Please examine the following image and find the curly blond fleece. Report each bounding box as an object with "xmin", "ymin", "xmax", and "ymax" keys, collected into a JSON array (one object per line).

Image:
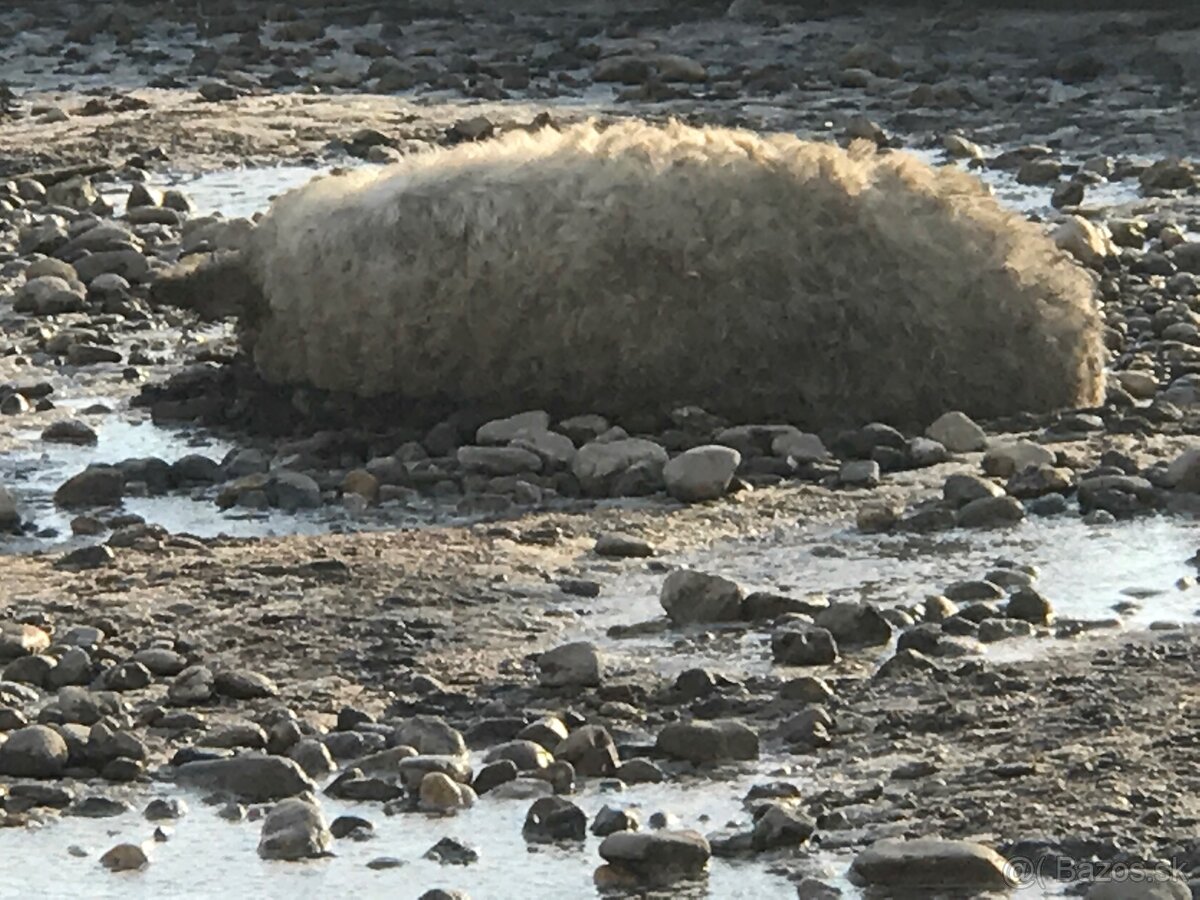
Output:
[{"xmin": 245, "ymin": 119, "xmax": 1103, "ymax": 429}]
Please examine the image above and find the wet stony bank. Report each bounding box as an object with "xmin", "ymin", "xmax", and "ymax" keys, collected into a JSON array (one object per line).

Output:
[{"xmin": 1, "ymin": 1, "xmax": 1200, "ymax": 898}]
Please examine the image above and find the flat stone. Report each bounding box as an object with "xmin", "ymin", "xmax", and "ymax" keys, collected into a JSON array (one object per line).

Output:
[
  {"xmin": 596, "ymin": 830, "xmax": 711, "ymax": 886},
  {"xmin": 456, "ymin": 445, "xmax": 543, "ymax": 476},
  {"xmin": 655, "ymin": 720, "xmax": 758, "ymax": 765},
  {"xmin": 849, "ymin": 838, "xmax": 1013, "ymax": 891},
  {"xmin": 173, "ymin": 753, "xmax": 315, "ymax": 802}
]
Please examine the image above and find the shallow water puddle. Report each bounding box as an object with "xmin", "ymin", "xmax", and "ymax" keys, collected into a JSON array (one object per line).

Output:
[
  {"xmin": 0, "ymin": 411, "xmax": 353, "ymax": 549},
  {"xmin": 1, "ymin": 767, "xmax": 797, "ymax": 900},
  {"xmin": 585, "ymin": 516, "xmax": 1200, "ymax": 676},
  {"xmin": 101, "ymin": 164, "xmax": 349, "ymax": 221}
]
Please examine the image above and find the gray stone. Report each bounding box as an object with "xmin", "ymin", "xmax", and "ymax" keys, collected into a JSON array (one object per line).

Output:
[
  {"xmin": 752, "ymin": 803, "xmax": 815, "ymax": 850},
  {"xmin": 53, "ymin": 466, "xmax": 123, "ymax": 508},
  {"xmin": 270, "ymin": 471, "xmax": 321, "ymax": 511},
  {"xmin": 258, "ymin": 795, "xmax": 332, "ymax": 861},
  {"xmin": 592, "ymin": 805, "xmax": 640, "ymax": 836},
  {"xmin": 510, "ymin": 430, "xmax": 576, "ymax": 468},
  {"xmin": 771, "ymin": 431, "xmax": 828, "ymax": 463},
  {"xmin": 101, "ymin": 661, "xmax": 152, "ymax": 691},
  {"xmin": 66, "ymin": 344, "xmax": 122, "ymax": 366},
  {"xmin": 476, "ymin": 411, "xmax": 551, "ymax": 445},
  {"xmin": 15, "ymin": 275, "xmax": 85, "ymax": 315},
  {"xmin": 616, "ymin": 758, "xmax": 665, "ymax": 784},
  {"xmin": 572, "ymin": 438, "xmax": 668, "ymax": 496},
  {"xmin": 289, "ymin": 739, "xmax": 336, "ymax": 779},
  {"xmin": 74, "ymin": 250, "xmax": 149, "ymax": 284},
  {"xmin": 814, "ymin": 602, "xmax": 892, "ymax": 648},
  {"xmin": 0, "ymin": 624, "xmax": 49, "ymax": 659},
  {"xmin": 772, "ymin": 627, "xmax": 839, "ymax": 666},
  {"xmin": 849, "ymin": 838, "xmax": 1012, "ymax": 891},
  {"xmin": 597, "ymin": 830, "xmax": 711, "ymax": 886},
  {"xmin": 926, "ymin": 411, "xmax": 987, "ymax": 452},
  {"xmin": 1006, "ymin": 587, "xmax": 1054, "ymax": 625},
  {"xmin": 456, "ymin": 445, "xmax": 543, "ymax": 476},
  {"xmin": 423, "ymin": 835, "xmax": 479, "ymax": 864},
  {"xmin": 838, "ymin": 460, "xmax": 881, "ymax": 488},
  {"xmin": 132, "ymin": 648, "xmax": 187, "ymax": 677},
  {"xmin": 47, "ymin": 648, "xmax": 91, "ymax": 688},
  {"xmin": 396, "ymin": 755, "xmax": 473, "ymax": 791},
  {"xmin": 956, "ymin": 496, "xmax": 1025, "ymax": 528},
  {"xmin": 943, "ymin": 474, "xmax": 1004, "ymax": 507},
  {"xmin": 484, "ymin": 740, "xmax": 552, "ymax": 772},
  {"xmin": 982, "ymin": 441, "xmax": 1056, "ymax": 477},
  {"xmin": 594, "ymin": 532, "xmax": 654, "ymax": 558},
  {"xmin": 41, "ymin": 419, "xmax": 97, "ymax": 445},
  {"xmin": 1166, "ymin": 448, "xmax": 1200, "ymax": 491},
  {"xmin": 662, "ymin": 445, "xmax": 741, "ymax": 502},
  {"xmin": 538, "ymin": 641, "xmax": 602, "ymax": 687},
  {"xmin": 418, "ymin": 771, "xmax": 475, "ymax": 814},
  {"xmin": 0, "ymin": 486, "xmax": 19, "ymax": 530},
  {"xmin": 8, "ymin": 782, "xmax": 74, "ymax": 809},
  {"xmin": 0, "ymin": 725, "xmax": 69, "ymax": 777},
  {"xmin": 168, "ymin": 665, "xmax": 214, "ymax": 705},
  {"xmin": 555, "ymin": 725, "xmax": 620, "ymax": 777},
  {"xmin": 213, "ymin": 669, "xmax": 278, "ymax": 700},
  {"xmin": 660, "ymin": 569, "xmax": 744, "ymax": 624},
  {"xmin": 173, "ymin": 753, "xmax": 315, "ymax": 802},
  {"xmin": 656, "ymin": 720, "xmax": 757, "ymax": 765},
  {"xmin": 472, "ymin": 759, "xmax": 519, "ymax": 794},
  {"xmin": 1087, "ymin": 876, "xmax": 1190, "ymax": 900},
  {"xmin": 144, "ymin": 797, "xmax": 187, "ymax": 821},
  {"xmin": 1007, "ymin": 465, "xmax": 1072, "ymax": 499},
  {"xmin": 200, "ymin": 722, "xmax": 268, "ymax": 750}
]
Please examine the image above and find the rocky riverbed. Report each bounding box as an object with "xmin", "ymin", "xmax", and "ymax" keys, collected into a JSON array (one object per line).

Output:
[{"xmin": 2, "ymin": 2, "xmax": 1200, "ymax": 898}]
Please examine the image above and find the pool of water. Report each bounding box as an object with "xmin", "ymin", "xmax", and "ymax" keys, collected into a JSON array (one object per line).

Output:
[
  {"xmin": 1, "ymin": 764, "xmax": 799, "ymax": 900},
  {"xmin": 0, "ymin": 403, "xmax": 465, "ymax": 549},
  {"xmin": 581, "ymin": 515, "xmax": 1200, "ymax": 674}
]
